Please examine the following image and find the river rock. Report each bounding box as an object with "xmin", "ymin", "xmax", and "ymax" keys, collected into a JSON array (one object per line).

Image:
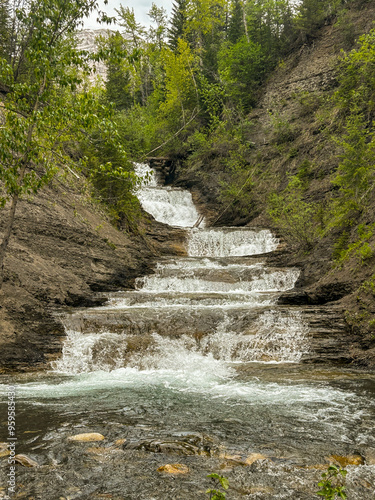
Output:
[
  {"xmin": 125, "ymin": 439, "xmax": 201, "ymax": 456},
  {"xmin": 157, "ymin": 464, "xmax": 189, "ymax": 474},
  {"xmin": 245, "ymin": 453, "xmax": 267, "ymax": 465},
  {"xmin": 330, "ymin": 454, "xmax": 365, "ymax": 466},
  {"xmin": 124, "ymin": 434, "xmax": 217, "ymax": 456},
  {"xmin": 0, "ymin": 442, "xmax": 10, "ymax": 457},
  {"xmin": 14, "ymin": 454, "xmax": 39, "ymax": 467},
  {"xmin": 114, "ymin": 438, "xmax": 127, "ymax": 446},
  {"xmin": 67, "ymin": 432, "xmax": 105, "ymax": 442}
]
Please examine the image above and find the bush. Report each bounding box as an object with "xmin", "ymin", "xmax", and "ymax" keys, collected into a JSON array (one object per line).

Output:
[{"xmin": 268, "ymin": 175, "xmax": 324, "ymax": 251}]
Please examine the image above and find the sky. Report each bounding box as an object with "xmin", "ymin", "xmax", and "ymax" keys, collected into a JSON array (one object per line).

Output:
[{"xmin": 84, "ymin": 0, "xmax": 173, "ymax": 29}]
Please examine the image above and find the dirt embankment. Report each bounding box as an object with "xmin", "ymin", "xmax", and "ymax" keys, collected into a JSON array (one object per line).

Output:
[
  {"xmin": 171, "ymin": 1, "xmax": 375, "ymax": 368},
  {"xmin": 0, "ymin": 176, "xmax": 186, "ymax": 372}
]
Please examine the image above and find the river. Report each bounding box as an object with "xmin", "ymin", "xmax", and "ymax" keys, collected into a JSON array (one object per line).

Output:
[{"xmin": 0, "ymin": 164, "xmax": 374, "ymax": 499}]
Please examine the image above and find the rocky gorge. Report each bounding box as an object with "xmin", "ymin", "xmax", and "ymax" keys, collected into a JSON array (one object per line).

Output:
[{"xmin": 1, "ymin": 2, "xmax": 375, "ymax": 498}]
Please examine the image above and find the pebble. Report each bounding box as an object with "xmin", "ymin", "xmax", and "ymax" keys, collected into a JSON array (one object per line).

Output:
[
  {"xmin": 67, "ymin": 433, "xmax": 105, "ymax": 442},
  {"xmin": 14, "ymin": 454, "xmax": 39, "ymax": 467},
  {"xmin": 245, "ymin": 453, "xmax": 267, "ymax": 465},
  {"xmin": 330, "ymin": 454, "xmax": 364, "ymax": 467},
  {"xmin": 157, "ymin": 464, "xmax": 189, "ymax": 474},
  {"xmin": 0, "ymin": 443, "xmax": 10, "ymax": 458}
]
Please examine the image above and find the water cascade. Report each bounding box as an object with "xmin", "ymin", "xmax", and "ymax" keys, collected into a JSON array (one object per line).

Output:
[
  {"xmin": 1, "ymin": 164, "xmax": 374, "ymax": 499},
  {"xmin": 134, "ymin": 162, "xmax": 203, "ymax": 227}
]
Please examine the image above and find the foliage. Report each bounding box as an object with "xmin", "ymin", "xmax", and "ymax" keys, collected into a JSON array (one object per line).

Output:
[
  {"xmin": 168, "ymin": 0, "xmax": 188, "ymax": 50},
  {"xmin": 295, "ymin": 0, "xmax": 342, "ymax": 39},
  {"xmin": 334, "ymin": 223, "xmax": 374, "ymax": 265},
  {"xmin": 219, "ymin": 37, "xmax": 268, "ymax": 111},
  {"xmin": 317, "ymin": 464, "xmax": 347, "ymax": 499},
  {"xmin": 269, "ymin": 112, "xmax": 297, "ymax": 144},
  {"xmin": 332, "ymin": 114, "xmax": 375, "ymax": 215},
  {"xmin": 335, "ymin": 28, "xmax": 375, "ymax": 118},
  {"xmin": 206, "ymin": 473, "xmax": 229, "ymax": 500},
  {"xmin": 159, "ymin": 38, "xmax": 199, "ymax": 128},
  {"xmin": 81, "ymin": 126, "xmax": 142, "ymax": 232},
  {"xmin": 268, "ymin": 175, "xmax": 324, "ymax": 251}
]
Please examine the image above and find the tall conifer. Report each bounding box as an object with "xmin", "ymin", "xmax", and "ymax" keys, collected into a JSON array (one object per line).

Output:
[{"xmin": 168, "ymin": 0, "xmax": 188, "ymax": 50}]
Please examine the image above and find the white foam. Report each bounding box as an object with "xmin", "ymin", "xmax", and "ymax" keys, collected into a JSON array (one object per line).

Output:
[
  {"xmin": 136, "ymin": 268, "xmax": 299, "ymax": 294},
  {"xmin": 188, "ymin": 228, "xmax": 279, "ymax": 257}
]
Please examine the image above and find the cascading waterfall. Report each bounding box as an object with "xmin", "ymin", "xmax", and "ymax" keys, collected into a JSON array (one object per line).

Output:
[
  {"xmin": 52, "ymin": 215, "xmax": 307, "ymax": 372},
  {"xmin": 3, "ymin": 162, "xmax": 375, "ymax": 500},
  {"xmin": 134, "ymin": 162, "xmax": 203, "ymax": 227}
]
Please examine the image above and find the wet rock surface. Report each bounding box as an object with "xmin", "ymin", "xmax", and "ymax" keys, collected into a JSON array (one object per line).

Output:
[{"xmin": 1, "ymin": 422, "xmax": 374, "ymax": 499}]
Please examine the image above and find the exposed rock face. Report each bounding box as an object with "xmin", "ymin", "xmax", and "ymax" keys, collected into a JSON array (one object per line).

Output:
[
  {"xmin": 75, "ymin": 29, "xmax": 112, "ymax": 83},
  {"xmin": 0, "ymin": 178, "xmax": 186, "ymax": 372}
]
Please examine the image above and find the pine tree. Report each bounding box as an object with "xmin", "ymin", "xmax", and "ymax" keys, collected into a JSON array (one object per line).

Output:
[
  {"xmin": 227, "ymin": 0, "xmax": 245, "ymax": 44},
  {"xmin": 0, "ymin": 0, "xmax": 10, "ymax": 60}
]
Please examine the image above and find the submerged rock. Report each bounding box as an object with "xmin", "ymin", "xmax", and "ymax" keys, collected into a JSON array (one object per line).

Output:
[
  {"xmin": 245, "ymin": 453, "xmax": 267, "ymax": 465},
  {"xmin": 14, "ymin": 454, "xmax": 39, "ymax": 467},
  {"xmin": 157, "ymin": 464, "xmax": 189, "ymax": 474},
  {"xmin": 123, "ymin": 434, "xmax": 217, "ymax": 456},
  {"xmin": 67, "ymin": 432, "xmax": 105, "ymax": 442},
  {"xmin": 330, "ymin": 454, "xmax": 365, "ymax": 467},
  {"xmin": 0, "ymin": 443, "xmax": 10, "ymax": 458}
]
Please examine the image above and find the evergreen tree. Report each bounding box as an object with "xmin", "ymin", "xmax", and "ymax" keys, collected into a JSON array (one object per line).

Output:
[
  {"xmin": 0, "ymin": 0, "xmax": 10, "ymax": 61},
  {"xmin": 227, "ymin": 0, "xmax": 245, "ymax": 44},
  {"xmin": 295, "ymin": 0, "xmax": 341, "ymax": 41},
  {"xmin": 168, "ymin": 0, "xmax": 188, "ymax": 51}
]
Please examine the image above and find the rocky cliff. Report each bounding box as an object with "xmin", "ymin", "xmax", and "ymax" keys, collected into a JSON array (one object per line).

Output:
[{"xmin": 0, "ymin": 173, "xmax": 186, "ymax": 372}]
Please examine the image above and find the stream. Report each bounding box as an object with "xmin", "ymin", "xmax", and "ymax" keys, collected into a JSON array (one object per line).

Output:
[{"xmin": 0, "ymin": 163, "xmax": 374, "ymax": 499}]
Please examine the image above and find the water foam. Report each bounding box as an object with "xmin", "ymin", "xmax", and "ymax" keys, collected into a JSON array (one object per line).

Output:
[
  {"xmin": 136, "ymin": 268, "xmax": 299, "ymax": 294},
  {"xmin": 188, "ymin": 228, "xmax": 279, "ymax": 257},
  {"xmin": 52, "ymin": 307, "xmax": 309, "ymax": 376},
  {"xmin": 201, "ymin": 310, "xmax": 310, "ymax": 363}
]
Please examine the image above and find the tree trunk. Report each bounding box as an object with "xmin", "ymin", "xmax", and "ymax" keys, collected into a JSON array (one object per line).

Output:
[
  {"xmin": 241, "ymin": 0, "xmax": 249, "ymax": 43},
  {"xmin": 0, "ymin": 192, "xmax": 19, "ymax": 290}
]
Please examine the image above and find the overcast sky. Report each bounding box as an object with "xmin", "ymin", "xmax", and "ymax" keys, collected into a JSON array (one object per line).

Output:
[{"xmin": 84, "ymin": 0, "xmax": 173, "ymax": 29}]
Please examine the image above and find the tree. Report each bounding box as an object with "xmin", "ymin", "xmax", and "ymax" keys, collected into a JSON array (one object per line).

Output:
[
  {"xmin": 0, "ymin": 0, "xmax": 126, "ymax": 289},
  {"xmin": 160, "ymin": 38, "xmax": 199, "ymax": 127},
  {"xmin": 101, "ymin": 31, "xmax": 133, "ymax": 110},
  {"xmin": 219, "ymin": 36, "xmax": 268, "ymax": 110},
  {"xmin": 115, "ymin": 5, "xmax": 146, "ymax": 50},
  {"xmin": 295, "ymin": 0, "xmax": 341, "ymax": 41},
  {"xmin": 0, "ymin": 0, "xmax": 10, "ymax": 60},
  {"xmin": 227, "ymin": 0, "xmax": 246, "ymax": 44},
  {"xmin": 168, "ymin": 0, "xmax": 188, "ymax": 50},
  {"xmin": 148, "ymin": 3, "xmax": 168, "ymax": 50}
]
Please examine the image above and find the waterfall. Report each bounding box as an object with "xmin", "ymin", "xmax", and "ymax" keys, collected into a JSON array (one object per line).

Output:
[
  {"xmin": 5, "ymin": 163, "xmax": 375, "ymax": 500},
  {"xmin": 134, "ymin": 162, "xmax": 203, "ymax": 227},
  {"xmin": 51, "ymin": 164, "xmax": 310, "ymax": 372}
]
